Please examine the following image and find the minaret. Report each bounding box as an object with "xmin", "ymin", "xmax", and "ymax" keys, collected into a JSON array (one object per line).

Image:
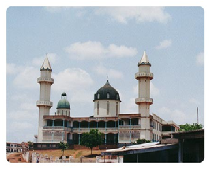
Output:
[
  {"xmin": 135, "ymin": 51, "xmax": 153, "ymax": 140},
  {"xmin": 36, "ymin": 57, "xmax": 54, "ymax": 143}
]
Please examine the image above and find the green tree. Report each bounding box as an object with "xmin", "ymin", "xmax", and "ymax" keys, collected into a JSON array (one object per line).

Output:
[
  {"xmin": 28, "ymin": 141, "xmax": 33, "ymax": 150},
  {"xmin": 179, "ymin": 123, "xmax": 203, "ymax": 132},
  {"xmin": 80, "ymin": 129, "xmax": 102, "ymax": 155},
  {"xmin": 59, "ymin": 141, "xmax": 69, "ymax": 156},
  {"xmin": 136, "ymin": 139, "xmax": 150, "ymax": 144}
]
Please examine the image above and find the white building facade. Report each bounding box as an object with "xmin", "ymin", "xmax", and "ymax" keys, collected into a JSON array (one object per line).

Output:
[{"xmin": 36, "ymin": 52, "xmax": 179, "ymax": 146}]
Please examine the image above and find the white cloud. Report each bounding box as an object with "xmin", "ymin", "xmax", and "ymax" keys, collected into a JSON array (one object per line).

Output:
[
  {"xmin": 13, "ymin": 66, "xmax": 39, "ymax": 89},
  {"xmin": 52, "ymin": 68, "xmax": 94, "ymax": 93},
  {"xmin": 121, "ymin": 97, "xmax": 137, "ymax": 114},
  {"xmin": 158, "ymin": 107, "xmax": 187, "ymax": 125},
  {"xmin": 189, "ymin": 98, "xmax": 200, "ymax": 105},
  {"xmin": 93, "ymin": 65, "xmax": 123, "ymax": 79},
  {"xmin": 6, "ymin": 63, "xmax": 22, "ymax": 75},
  {"xmin": 155, "ymin": 39, "xmax": 172, "ymax": 50},
  {"xmin": 65, "ymin": 41, "xmax": 137, "ymax": 60},
  {"xmin": 95, "ymin": 7, "xmax": 171, "ymax": 24},
  {"xmin": 196, "ymin": 52, "xmax": 204, "ymax": 65},
  {"xmin": 32, "ymin": 53, "xmax": 57, "ymax": 66}
]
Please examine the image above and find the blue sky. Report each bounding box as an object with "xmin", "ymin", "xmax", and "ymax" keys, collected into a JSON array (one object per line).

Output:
[{"xmin": 6, "ymin": 6, "xmax": 204, "ymax": 143}]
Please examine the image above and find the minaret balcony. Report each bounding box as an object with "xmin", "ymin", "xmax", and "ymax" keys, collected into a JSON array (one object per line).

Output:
[
  {"xmin": 37, "ymin": 77, "xmax": 54, "ymax": 84},
  {"xmin": 36, "ymin": 100, "xmax": 53, "ymax": 107},
  {"xmin": 135, "ymin": 98, "xmax": 153, "ymax": 104},
  {"xmin": 135, "ymin": 72, "xmax": 153, "ymax": 80}
]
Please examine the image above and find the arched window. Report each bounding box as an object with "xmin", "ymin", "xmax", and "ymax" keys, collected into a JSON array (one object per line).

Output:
[
  {"xmin": 62, "ymin": 110, "xmax": 63, "ymax": 115},
  {"xmin": 107, "ymin": 101, "xmax": 110, "ymax": 115},
  {"xmin": 116, "ymin": 94, "xmax": 118, "ymax": 100},
  {"xmin": 97, "ymin": 93, "xmax": 100, "ymax": 99},
  {"xmin": 107, "ymin": 93, "xmax": 110, "ymax": 99},
  {"xmin": 116, "ymin": 102, "xmax": 118, "ymax": 115},
  {"xmin": 97, "ymin": 101, "xmax": 99, "ymax": 115}
]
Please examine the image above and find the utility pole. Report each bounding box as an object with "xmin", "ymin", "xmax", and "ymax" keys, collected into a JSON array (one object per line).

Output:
[{"xmin": 197, "ymin": 107, "xmax": 199, "ymax": 124}]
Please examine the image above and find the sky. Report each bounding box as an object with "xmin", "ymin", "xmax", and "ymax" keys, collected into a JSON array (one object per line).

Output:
[{"xmin": 6, "ymin": 6, "xmax": 204, "ymax": 143}]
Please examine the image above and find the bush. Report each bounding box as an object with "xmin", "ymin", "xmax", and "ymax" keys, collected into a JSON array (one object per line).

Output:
[{"xmin": 136, "ymin": 139, "xmax": 150, "ymax": 144}]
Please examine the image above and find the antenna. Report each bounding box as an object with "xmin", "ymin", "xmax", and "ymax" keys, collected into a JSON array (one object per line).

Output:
[{"xmin": 197, "ymin": 107, "xmax": 199, "ymax": 124}]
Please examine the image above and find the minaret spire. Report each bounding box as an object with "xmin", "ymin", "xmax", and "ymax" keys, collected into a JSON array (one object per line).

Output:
[
  {"xmin": 135, "ymin": 51, "xmax": 153, "ymax": 141},
  {"xmin": 36, "ymin": 57, "xmax": 54, "ymax": 143}
]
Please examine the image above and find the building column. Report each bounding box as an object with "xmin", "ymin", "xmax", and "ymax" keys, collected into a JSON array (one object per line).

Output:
[
  {"xmin": 105, "ymin": 134, "xmax": 107, "ymax": 144},
  {"xmin": 52, "ymin": 120, "xmax": 54, "ymax": 129},
  {"xmin": 105, "ymin": 121, "xmax": 107, "ymax": 131},
  {"xmin": 62, "ymin": 131, "xmax": 64, "ymax": 141},
  {"xmin": 78, "ymin": 134, "xmax": 80, "ymax": 145},
  {"xmin": 51, "ymin": 132, "xmax": 54, "ymax": 142},
  {"xmin": 130, "ymin": 131, "xmax": 131, "ymax": 143},
  {"xmin": 118, "ymin": 119, "xmax": 119, "ymax": 143},
  {"xmin": 88, "ymin": 121, "xmax": 90, "ymax": 130},
  {"xmin": 63, "ymin": 120, "xmax": 65, "ymax": 127},
  {"xmin": 178, "ymin": 139, "xmax": 183, "ymax": 163}
]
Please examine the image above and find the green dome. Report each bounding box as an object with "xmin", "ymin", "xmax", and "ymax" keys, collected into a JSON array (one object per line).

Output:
[
  {"xmin": 56, "ymin": 93, "xmax": 70, "ymax": 109},
  {"xmin": 93, "ymin": 80, "xmax": 121, "ymax": 101}
]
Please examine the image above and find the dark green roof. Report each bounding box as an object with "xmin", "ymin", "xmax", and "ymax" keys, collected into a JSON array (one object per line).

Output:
[
  {"xmin": 93, "ymin": 80, "xmax": 121, "ymax": 101},
  {"xmin": 56, "ymin": 93, "xmax": 70, "ymax": 109}
]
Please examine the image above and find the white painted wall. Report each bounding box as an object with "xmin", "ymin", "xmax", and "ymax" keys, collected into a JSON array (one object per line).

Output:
[
  {"xmin": 94, "ymin": 100, "xmax": 120, "ymax": 117},
  {"xmin": 56, "ymin": 108, "xmax": 70, "ymax": 116}
]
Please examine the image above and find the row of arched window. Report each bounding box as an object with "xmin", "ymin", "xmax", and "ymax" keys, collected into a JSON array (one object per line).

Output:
[{"xmin": 97, "ymin": 93, "xmax": 119, "ymax": 100}]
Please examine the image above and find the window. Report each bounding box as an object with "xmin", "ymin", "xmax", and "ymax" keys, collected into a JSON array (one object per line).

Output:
[
  {"xmin": 66, "ymin": 111, "xmax": 67, "ymax": 116},
  {"xmin": 62, "ymin": 110, "xmax": 63, "ymax": 115},
  {"xmin": 116, "ymin": 94, "xmax": 118, "ymax": 100},
  {"xmin": 97, "ymin": 101, "xmax": 99, "ymax": 115},
  {"xmin": 107, "ymin": 93, "xmax": 110, "ymax": 99},
  {"xmin": 116, "ymin": 102, "xmax": 118, "ymax": 115},
  {"xmin": 107, "ymin": 101, "xmax": 110, "ymax": 115},
  {"xmin": 97, "ymin": 93, "xmax": 100, "ymax": 99}
]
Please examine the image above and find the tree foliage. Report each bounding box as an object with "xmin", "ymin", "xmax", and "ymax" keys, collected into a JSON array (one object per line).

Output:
[
  {"xmin": 80, "ymin": 129, "xmax": 102, "ymax": 155},
  {"xmin": 136, "ymin": 139, "xmax": 150, "ymax": 144},
  {"xmin": 28, "ymin": 141, "xmax": 33, "ymax": 149},
  {"xmin": 179, "ymin": 123, "xmax": 203, "ymax": 132},
  {"xmin": 59, "ymin": 141, "xmax": 69, "ymax": 156}
]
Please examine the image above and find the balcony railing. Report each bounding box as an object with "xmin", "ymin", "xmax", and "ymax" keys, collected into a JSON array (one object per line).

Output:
[
  {"xmin": 43, "ymin": 126, "xmax": 71, "ymax": 131},
  {"xmin": 37, "ymin": 77, "xmax": 54, "ymax": 83},
  {"xmin": 119, "ymin": 125, "xmax": 141, "ymax": 129},
  {"xmin": 135, "ymin": 98, "xmax": 153, "ymax": 104},
  {"xmin": 135, "ymin": 72, "xmax": 153, "ymax": 80},
  {"xmin": 36, "ymin": 100, "xmax": 53, "ymax": 107}
]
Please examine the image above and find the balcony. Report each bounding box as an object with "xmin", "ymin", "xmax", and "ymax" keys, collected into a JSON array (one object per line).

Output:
[
  {"xmin": 135, "ymin": 98, "xmax": 153, "ymax": 104},
  {"xmin": 36, "ymin": 100, "xmax": 53, "ymax": 107},
  {"xmin": 119, "ymin": 125, "xmax": 141, "ymax": 129},
  {"xmin": 135, "ymin": 72, "xmax": 153, "ymax": 80},
  {"xmin": 37, "ymin": 77, "xmax": 54, "ymax": 84},
  {"xmin": 43, "ymin": 126, "xmax": 71, "ymax": 131}
]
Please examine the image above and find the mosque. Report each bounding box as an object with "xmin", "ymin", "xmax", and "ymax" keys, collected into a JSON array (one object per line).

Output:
[{"xmin": 36, "ymin": 51, "xmax": 179, "ymax": 146}]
